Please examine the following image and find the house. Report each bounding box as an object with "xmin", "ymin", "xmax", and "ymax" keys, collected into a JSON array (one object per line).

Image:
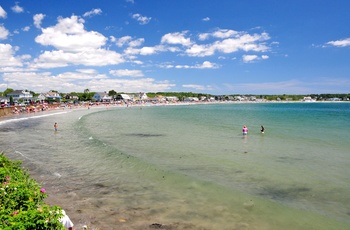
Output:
[
  {"xmin": 93, "ymin": 92, "xmax": 112, "ymax": 102},
  {"xmin": 6, "ymin": 90, "xmax": 33, "ymax": 102},
  {"xmin": 152, "ymin": 95, "xmax": 166, "ymax": 103},
  {"xmin": 327, "ymin": 97, "xmax": 340, "ymax": 101},
  {"xmin": 115, "ymin": 94, "xmax": 132, "ymax": 102},
  {"xmin": 137, "ymin": 92, "xmax": 148, "ymax": 101},
  {"xmin": 36, "ymin": 91, "xmax": 61, "ymax": 102},
  {"xmin": 234, "ymin": 96, "xmax": 244, "ymax": 101},
  {"xmin": 184, "ymin": 97, "xmax": 199, "ymax": 102},
  {"xmin": 0, "ymin": 97, "xmax": 9, "ymax": 107},
  {"xmin": 45, "ymin": 91, "xmax": 62, "ymax": 100},
  {"xmin": 214, "ymin": 95, "xmax": 225, "ymax": 101},
  {"xmin": 131, "ymin": 92, "xmax": 148, "ymax": 103},
  {"xmin": 64, "ymin": 94, "xmax": 79, "ymax": 101},
  {"xmin": 37, "ymin": 93, "xmax": 47, "ymax": 101},
  {"xmin": 165, "ymin": 96, "xmax": 179, "ymax": 102},
  {"xmin": 303, "ymin": 97, "xmax": 316, "ymax": 102}
]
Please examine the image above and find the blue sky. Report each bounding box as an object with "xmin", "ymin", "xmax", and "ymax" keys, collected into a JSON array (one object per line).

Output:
[{"xmin": 0, "ymin": 0, "xmax": 349, "ymax": 95}]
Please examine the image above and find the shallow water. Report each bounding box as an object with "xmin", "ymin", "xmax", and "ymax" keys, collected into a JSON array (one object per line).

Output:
[{"xmin": 1, "ymin": 103, "xmax": 350, "ymax": 229}]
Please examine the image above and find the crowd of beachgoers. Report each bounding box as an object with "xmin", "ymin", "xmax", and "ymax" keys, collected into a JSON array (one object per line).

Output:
[
  {"xmin": 0, "ymin": 100, "xmax": 226, "ymax": 118},
  {"xmin": 1, "ymin": 99, "xmax": 347, "ymax": 119}
]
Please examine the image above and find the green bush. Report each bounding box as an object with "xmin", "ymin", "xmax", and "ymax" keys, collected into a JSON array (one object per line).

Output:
[{"xmin": 0, "ymin": 153, "xmax": 65, "ymax": 229}]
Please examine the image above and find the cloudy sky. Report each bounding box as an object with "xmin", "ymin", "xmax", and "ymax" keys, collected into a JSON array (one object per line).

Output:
[{"xmin": 0, "ymin": 0, "xmax": 349, "ymax": 94}]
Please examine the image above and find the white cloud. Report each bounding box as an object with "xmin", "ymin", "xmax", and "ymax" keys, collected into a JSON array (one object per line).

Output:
[
  {"xmin": 202, "ymin": 17, "xmax": 210, "ymax": 21},
  {"xmin": 33, "ymin": 49, "xmax": 124, "ymax": 68},
  {"xmin": 22, "ymin": 26, "xmax": 30, "ymax": 32},
  {"xmin": 109, "ymin": 69, "xmax": 144, "ymax": 77},
  {"xmin": 0, "ymin": 44, "xmax": 23, "ymax": 67},
  {"xmin": 76, "ymin": 69, "xmax": 98, "ymax": 74},
  {"xmin": 33, "ymin": 14, "xmax": 45, "ymax": 29},
  {"xmin": 132, "ymin": 13, "xmax": 151, "ymax": 25},
  {"xmin": 182, "ymin": 84, "xmax": 213, "ymax": 91},
  {"xmin": 139, "ymin": 46, "xmax": 158, "ymax": 55},
  {"xmin": 115, "ymin": 36, "xmax": 132, "ymax": 47},
  {"xmin": 185, "ymin": 44, "xmax": 215, "ymax": 57},
  {"xmin": 35, "ymin": 16, "xmax": 107, "ymax": 52},
  {"xmin": 198, "ymin": 33, "xmax": 209, "ymax": 41},
  {"xmin": 242, "ymin": 55, "xmax": 258, "ymax": 63},
  {"xmin": 326, "ymin": 38, "xmax": 350, "ymax": 47},
  {"xmin": 30, "ymin": 15, "xmax": 125, "ymax": 68},
  {"xmin": 126, "ymin": 0, "xmax": 135, "ymax": 4},
  {"xmin": 129, "ymin": 38, "xmax": 144, "ymax": 47},
  {"xmin": 83, "ymin": 8, "xmax": 102, "ymax": 17},
  {"xmin": 2, "ymin": 69, "xmax": 175, "ymax": 93},
  {"xmin": 161, "ymin": 31, "xmax": 192, "ymax": 46},
  {"xmin": 198, "ymin": 29, "xmax": 239, "ymax": 40},
  {"xmin": 0, "ymin": 25, "xmax": 9, "ymax": 40},
  {"xmin": 11, "ymin": 4, "xmax": 24, "ymax": 13},
  {"xmin": 186, "ymin": 31, "xmax": 270, "ymax": 57},
  {"xmin": 200, "ymin": 61, "xmax": 219, "ymax": 68},
  {"xmin": 124, "ymin": 45, "xmax": 175, "ymax": 56},
  {"xmin": 109, "ymin": 36, "xmax": 116, "ymax": 43},
  {"xmin": 242, "ymin": 54, "xmax": 269, "ymax": 63},
  {"xmin": 56, "ymin": 71, "xmax": 107, "ymax": 80},
  {"xmin": 212, "ymin": 29, "xmax": 239, "ymax": 39},
  {"xmin": 172, "ymin": 61, "xmax": 219, "ymax": 69},
  {"xmin": 115, "ymin": 36, "xmax": 145, "ymax": 47},
  {"xmin": 2, "ymin": 70, "xmax": 103, "ymax": 93},
  {"xmin": 0, "ymin": 6, "xmax": 7, "ymax": 18}
]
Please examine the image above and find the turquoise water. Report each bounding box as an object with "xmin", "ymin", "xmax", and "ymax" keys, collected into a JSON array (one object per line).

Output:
[{"xmin": 1, "ymin": 103, "xmax": 350, "ymax": 229}]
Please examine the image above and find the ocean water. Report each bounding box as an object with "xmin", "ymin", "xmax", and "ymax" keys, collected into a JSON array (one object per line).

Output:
[{"xmin": 1, "ymin": 102, "xmax": 350, "ymax": 229}]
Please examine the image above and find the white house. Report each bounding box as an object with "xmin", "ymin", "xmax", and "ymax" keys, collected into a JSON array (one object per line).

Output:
[
  {"xmin": 37, "ymin": 91, "xmax": 62, "ymax": 102},
  {"xmin": 166, "ymin": 96, "xmax": 179, "ymax": 102},
  {"xmin": 115, "ymin": 94, "xmax": 132, "ymax": 101},
  {"xmin": 137, "ymin": 92, "xmax": 148, "ymax": 100},
  {"xmin": 6, "ymin": 90, "xmax": 33, "ymax": 102},
  {"xmin": 184, "ymin": 97, "xmax": 199, "ymax": 102},
  {"xmin": 0, "ymin": 97, "xmax": 9, "ymax": 107},
  {"xmin": 93, "ymin": 92, "xmax": 112, "ymax": 102}
]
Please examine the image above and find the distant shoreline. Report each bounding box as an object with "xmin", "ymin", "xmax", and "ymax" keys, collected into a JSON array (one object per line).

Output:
[{"xmin": 0, "ymin": 100, "xmax": 348, "ymax": 120}]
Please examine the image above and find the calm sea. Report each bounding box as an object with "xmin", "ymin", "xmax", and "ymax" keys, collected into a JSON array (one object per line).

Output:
[{"xmin": 1, "ymin": 102, "xmax": 349, "ymax": 229}]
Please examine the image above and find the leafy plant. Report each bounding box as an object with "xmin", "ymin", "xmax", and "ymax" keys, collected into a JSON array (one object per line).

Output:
[{"xmin": 0, "ymin": 153, "xmax": 64, "ymax": 229}]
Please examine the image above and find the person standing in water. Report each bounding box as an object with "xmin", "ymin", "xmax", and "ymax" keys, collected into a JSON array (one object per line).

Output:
[
  {"xmin": 261, "ymin": 125, "xmax": 265, "ymax": 133},
  {"xmin": 54, "ymin": 122, "xmax": 58, "ymax": 131},
  {"xmin": 242, "ymin": 125, "xmax": 248, "ymax": 135}
]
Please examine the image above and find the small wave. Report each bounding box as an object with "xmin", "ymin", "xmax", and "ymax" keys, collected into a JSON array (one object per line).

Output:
[
  {"xmin": 53, "ymin": 172, "xmax": 62, "ymax": 178},
  {"xmin": 0, "ymin": 111, "xmax": 70, "ymax": 126},
  {"xmin": 14, "ymin": 150, "xmax": 29, "ymax": 159}
]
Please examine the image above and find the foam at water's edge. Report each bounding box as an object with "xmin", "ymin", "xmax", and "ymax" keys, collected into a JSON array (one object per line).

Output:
[{"xmin": 0, "ymin": 111, "xmax": 70, "ymax": 126}]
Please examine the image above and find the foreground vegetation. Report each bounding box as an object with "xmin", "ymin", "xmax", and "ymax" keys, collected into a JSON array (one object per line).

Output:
[{"xmin": 0, "ymin": 153, "xmax": 64, "ymax": 229}]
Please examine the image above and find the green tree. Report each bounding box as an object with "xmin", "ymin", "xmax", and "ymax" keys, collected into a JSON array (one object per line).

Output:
[
  {"xmin": 108, "ymin": 90, "xmax": 117, "ymax": 96},
  {"xmin": 3, "ymin": 88, "xmax": 14, "ymax": 96},
  {"xmin": 30, "ymin": 91, "xmax": 38, "ymax": 97}
]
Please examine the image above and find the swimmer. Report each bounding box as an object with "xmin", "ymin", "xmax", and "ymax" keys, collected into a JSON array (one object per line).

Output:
[{"xmin": 242, "ymin": 125, "xmax": 248, "ymax": 135}]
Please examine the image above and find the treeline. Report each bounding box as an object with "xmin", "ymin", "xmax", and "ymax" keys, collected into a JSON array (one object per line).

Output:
[
  {"xmin": 146, "ymin": 92, "xmax": 350, "ymax": 101},
  {"xmin": 262, "ymin": 94, "xmax": 349, "ymax": 101},
  {"xmin": 0, "ymin": 88, "xmax": 349, "ymax": 101},
  {"xmin": 146, "ymin": 92, "xmax": 211, "ymax": 99}
]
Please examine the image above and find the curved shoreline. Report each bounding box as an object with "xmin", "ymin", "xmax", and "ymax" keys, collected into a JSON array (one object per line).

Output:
[{"xmin": 1, "ymin": 101, "xmax": 350, "ymax": 229}]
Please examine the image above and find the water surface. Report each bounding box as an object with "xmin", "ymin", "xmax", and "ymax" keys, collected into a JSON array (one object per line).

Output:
[{"xmin": 1, "ymin": 103, "xmax": 349, "ymax": 229}]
